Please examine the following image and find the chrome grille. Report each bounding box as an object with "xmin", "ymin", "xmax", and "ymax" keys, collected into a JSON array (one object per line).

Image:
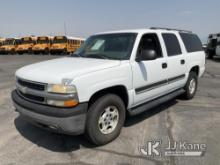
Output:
[
  {"xmin": 16, "ymin": 78, "xmax": 46, "ymax": 104},
  {"xmin": 17, "ymin": 78, "xmax": 46, "ymax": 91}
]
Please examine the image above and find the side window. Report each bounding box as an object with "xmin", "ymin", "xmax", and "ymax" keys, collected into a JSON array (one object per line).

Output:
[
  {"xmin": 138, "ymin": 33, "xmax": 163, "ymax": 58},
  {"xmin": 179, "ymin": 33, "xmax": 203, "ymax": 52},
  {"xmin": 162, "ymin": 33, "xmax": 182, "ymax": 56}
]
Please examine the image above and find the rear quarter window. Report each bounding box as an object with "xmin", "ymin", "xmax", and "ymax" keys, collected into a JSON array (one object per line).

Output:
[{"xmin": 179, "ymin": 33, "xmax": 203, "ymax": 52}]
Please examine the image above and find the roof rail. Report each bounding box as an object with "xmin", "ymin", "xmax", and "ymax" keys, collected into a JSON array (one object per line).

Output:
[{"xmin": 150, "ymin": 27, "xmax": 192, "ymax": 33}]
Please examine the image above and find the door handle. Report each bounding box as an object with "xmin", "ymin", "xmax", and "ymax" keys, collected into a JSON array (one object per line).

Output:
[
  {"xmin": 162, "ymin": 63, "xmax": 167, "ymax": 69},
  {"xmin": 181, "ymin": 59, "xmax": 185, "ymax": 65}
]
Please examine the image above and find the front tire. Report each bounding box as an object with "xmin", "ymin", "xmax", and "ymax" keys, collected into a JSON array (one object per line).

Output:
[
  {"xmin": 28, "ymin": 48, "xmax": 32, "ymax": 54},
  {"xmin": 85, "ymin": 94, "xmax": 126, "ymax": 145},
  {"xmin": 183, "ymin": 72, "xmax": 198, "ymax": 100},
  {"xmin": 45, "ymin": 48, "xmax": 50, "ymax": 55},
  {"xmin": 11, "ymin": 49, "xmax": 16, "ymax": 55},
  {"xmin": 63, "ymin": 49, "xmax": 68, "ymax": 55}
]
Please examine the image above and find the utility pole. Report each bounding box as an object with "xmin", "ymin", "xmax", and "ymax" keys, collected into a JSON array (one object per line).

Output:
[{"xmin": 64, "ymin": 22, "xmax": 67, "ymax": 36}]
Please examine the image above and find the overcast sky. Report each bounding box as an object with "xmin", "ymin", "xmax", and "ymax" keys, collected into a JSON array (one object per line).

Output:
[{"xmin": 0, "ymin": 0, "xmax": 219, "ymax": 43}]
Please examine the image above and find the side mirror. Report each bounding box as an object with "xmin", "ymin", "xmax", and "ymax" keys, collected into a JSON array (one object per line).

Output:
[{"xmin": 136, "ymin": 49, "xmax": 157, "ymax": 62}]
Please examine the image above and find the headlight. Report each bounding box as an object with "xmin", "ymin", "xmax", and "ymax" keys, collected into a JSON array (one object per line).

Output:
[
  {"xmin": 47, "ymin": 84, "xmax": 79, "ymax": 107},
  {"xmin": 47, "ymin": 84, "xmax": 77, "ymax": 94}
]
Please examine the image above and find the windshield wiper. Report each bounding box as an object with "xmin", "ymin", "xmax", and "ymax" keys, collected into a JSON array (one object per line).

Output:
[
  {"xmin": 83, "ymin": 54, "xmax": 109, "ymax": 59},
  {"xmin": 71, "ymin": 53, "xmax": 117, "ymax": 60},
  {"xmin": 71, "ymin": 53, "xmax": 82, "ymax": 57}
]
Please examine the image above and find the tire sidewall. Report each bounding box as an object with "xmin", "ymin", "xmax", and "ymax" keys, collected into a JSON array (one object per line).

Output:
[
  {"xmin": 86, "ymin": 94, "xmax": 125, "ymax": 145},
  {"xmin": 45, "ymin": 48, "xmax": 49, "ymax": 55},
  {"xmin": 28, "ymin": 48, "xmax": 32, "ymax": 54},
  {"xmin": 185, "ymin": 72, "xmax": 198, "ymax": 99}
]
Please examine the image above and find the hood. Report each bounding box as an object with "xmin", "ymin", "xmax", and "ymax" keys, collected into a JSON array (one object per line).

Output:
[
  {"xmin": 16, "ymin": 57, "xmax": 121, "ymax": 84},
  {"xmin": 33, "ymin": 44, "xmax": 48, "ymax": 49},
  {"xmin": 17, "ymin": 44, "xmax": 33, "ymax": 49},
  {"xmin": 0, "ymin": 46, "xmax": 6, "ymax": 49},
  {"xmin": 51, "ymin": 44, "xmax": 66, "ymax": 49},
  {"xmin": 1, "ymin": 45, "xmax": 14, "ymax": 50}
]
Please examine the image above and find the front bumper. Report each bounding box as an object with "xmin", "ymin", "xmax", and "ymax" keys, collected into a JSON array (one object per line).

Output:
[
  {"xmin": 17, "ymin": 50, "xmax": 30, "ymax": 54},
  {"xmin": 50, "ymin": 49, "xmax": 66, "ymax": 54},
  {"xmin": 33, "ymin": 49, "xmax": 49, "ymax": 54},
  {"xmin": 12, "ymin": 90, "xmax": 88, "ymax": 135},
  {"xmin": 0, "ymin": 50, "xmax": 11, "ymax": 54}
]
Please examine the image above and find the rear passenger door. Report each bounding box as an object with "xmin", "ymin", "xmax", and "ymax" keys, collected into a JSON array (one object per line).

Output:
[{"xmin": 161, "ymin": 33, "xmax": 187, "ymax": 91}]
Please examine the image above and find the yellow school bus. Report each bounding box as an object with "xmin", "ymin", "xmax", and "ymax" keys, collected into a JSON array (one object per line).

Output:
[
  {"xmin": 0, "ymin": 38, "xmax": 5, "ymax": 52},
  {"xmin": 32, "ymin": 36, "xmax": 52, "ymax": 54},
  {"xmin": 0, "ymin": 38, "xmax": 5, "ymax": 46},
  {"xmin": 16, "ymin": 37, "xmax": 37, "ymax": 54},
  {"xmin": 0, "ymin": 38, "xmax": 21, "ymax": 54},
  {"xmin": 50, "ymin": 36, "xmax": 84, "ymax": 55},
  {"xmin": 0, "ymin": 38, "xmax": 5, "ymax": 54}
]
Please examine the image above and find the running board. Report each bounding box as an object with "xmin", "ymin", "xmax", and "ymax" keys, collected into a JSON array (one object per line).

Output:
[{"xmin": 128, "ymin": 89, "xmax": 185, "ymax": 116}]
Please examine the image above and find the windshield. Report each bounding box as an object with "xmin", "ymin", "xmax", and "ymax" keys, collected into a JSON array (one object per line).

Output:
[
  {"xmin": 53, "ymin": 37, "xmax": 67, "ymax": 44},
  {"xmin": 72, "ymin": 33, "xmax": 137, "ymax": 60},
  {"xmin": 37, "ymin": 38, "xmax": 49, "ymax": 44},
  {"xmin": 4, "ymin": 40, "xmax": 14, "ymax": 45},
  {"xmin": 21, "ymin": 38, "xmax": 34, "ymax": 44}
]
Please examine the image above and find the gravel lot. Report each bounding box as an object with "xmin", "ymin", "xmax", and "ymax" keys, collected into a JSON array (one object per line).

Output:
[{"xmin": 0, "ymin": 55, "xmax": 220, "ymax": 165}]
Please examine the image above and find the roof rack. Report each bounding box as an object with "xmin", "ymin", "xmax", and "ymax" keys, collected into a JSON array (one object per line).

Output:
[{"xmin": 150, "ymin": 27, "xmax": 192, "ymax": 33}]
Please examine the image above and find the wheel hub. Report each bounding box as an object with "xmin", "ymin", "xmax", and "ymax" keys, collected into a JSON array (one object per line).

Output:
[
  {"xmin": 98, "ymin": 106, "xmax": 119, "ymax": 134},
  {"xmin": 189, "ymin": 78, "xmax": 196, "ymax": 95}
]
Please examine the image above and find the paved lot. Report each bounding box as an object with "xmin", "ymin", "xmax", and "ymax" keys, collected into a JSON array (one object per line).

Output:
[{"xmin": 0, "ymin": 55, "xmax": 220, "ymax": 165}]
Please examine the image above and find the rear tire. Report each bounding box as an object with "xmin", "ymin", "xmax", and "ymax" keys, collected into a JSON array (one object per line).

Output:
[
  {"xmin": 183, "ymin": 72, "xmax": 198, "ymax": 100},
  {"xmin": 85, "ymin": 94, "xmax": 126, "ymax": 145}
]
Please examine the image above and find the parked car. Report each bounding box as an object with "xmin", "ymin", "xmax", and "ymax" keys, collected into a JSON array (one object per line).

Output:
[
  {"xmin": 207, "ymin": 33, "xmax": 220, "ymax": 59},
  {"xmin": 12, "ymin": 27, "xmax": 205, "ymax": 145},
  {"xmin": 202, "ymin": 44, "xmax": 207, "ymax": 52},
  {"xmin": 215, "ymin": 41, "xmax": 220, "ymax": 57}
]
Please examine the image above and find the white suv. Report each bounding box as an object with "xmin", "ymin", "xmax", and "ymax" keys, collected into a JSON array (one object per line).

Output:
[{"xmin": 12, "ymin": 28, "xmax": 205, "ymax": 145}]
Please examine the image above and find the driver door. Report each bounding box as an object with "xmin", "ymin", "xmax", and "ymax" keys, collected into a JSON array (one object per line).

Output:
[{"xmin": 131, "ymin": 33, "xmax": 169, "ymax": 107}]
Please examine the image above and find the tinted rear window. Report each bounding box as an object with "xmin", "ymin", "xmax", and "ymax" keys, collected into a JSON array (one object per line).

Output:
[
  {"xmin": 179, "ymin": 33, "xmax": 203, "ymax": 52},
  {"xmin": 162, "ymin": 33, "xmax": 182, "ymax": 56}
]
